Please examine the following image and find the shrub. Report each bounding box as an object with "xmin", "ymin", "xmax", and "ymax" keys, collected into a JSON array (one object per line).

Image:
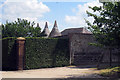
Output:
[
  {"xmin": 25, "ymin": 37, "xmax": 69, "ymax": 69},
  {"xmin": 2, "ymin": 37, "xmax": 17, "ymax": 70},
  {"xmin": 2, "ymin": 37, "xmax": 70, "ymax": 70}
]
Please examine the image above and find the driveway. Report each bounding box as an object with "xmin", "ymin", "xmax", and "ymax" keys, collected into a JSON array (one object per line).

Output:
[{"xmin": 1, "ymin": 66, "xmax": 103, "ymax": 78}]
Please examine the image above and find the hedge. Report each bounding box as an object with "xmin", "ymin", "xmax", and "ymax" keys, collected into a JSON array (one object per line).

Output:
[
  {"xmin": 2, "ymin": 37, "xmax": 17, "ymax": 70},
  {"xmin": 25, "ymin": 37, "xmax": 70, "ymax": 69},
  {"xmin": 2, "ymin": 37, "xmax": 70, "ymax": 70}
]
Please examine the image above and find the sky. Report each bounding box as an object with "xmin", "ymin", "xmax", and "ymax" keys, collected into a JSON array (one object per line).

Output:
[{"xmin": 0, "ymin": 0, "xmax": 102, "ymax": 31}]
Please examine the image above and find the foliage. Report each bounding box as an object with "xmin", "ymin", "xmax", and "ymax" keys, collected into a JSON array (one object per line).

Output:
[
  {"xmin": 2, "ymin": 18, "xmax": 41, "ymax": 38},
  {"xmin": 2, "ymin": 37, "xmax": 69, "ymax": 70},
  {"xmin": 86, "ymin": 2, "xmax": 120, "ymax": 48},
  {"xmin": 2, "ymin": 37, "xmax": 17, "ymax": 70},
  {"xmin": 0, "ymin": 24, "xmax": 2, "ymax": 38},
  {"xmin": 25, "ymin": 37, "xmax": 69, "ymax": 69}
]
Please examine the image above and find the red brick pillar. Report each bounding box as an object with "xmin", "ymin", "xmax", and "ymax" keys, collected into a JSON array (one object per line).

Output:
[{"xmin": 16, "ymin": 37, "xmax": 25, "ymax": 70}]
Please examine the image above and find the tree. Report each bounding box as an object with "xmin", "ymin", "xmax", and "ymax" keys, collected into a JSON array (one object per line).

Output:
[
  {"xmin": 2, "ymin": 18, "xmax": 41, "ymax": 38},
  {"xmin": 0, "ymin": 24, "xmax": 2, "ymax": 39},
  {"xmin": 86, "ymin": 2, "xmax": 120, "ymax": 66}
]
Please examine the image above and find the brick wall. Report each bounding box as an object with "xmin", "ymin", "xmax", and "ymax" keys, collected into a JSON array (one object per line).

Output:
[{"xmin": 69, "ymin": 33, "xmax": 119, "ymax": 65}]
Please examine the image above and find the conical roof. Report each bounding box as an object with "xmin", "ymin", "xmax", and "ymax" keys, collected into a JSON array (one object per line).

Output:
[
  {"xmin": 49, "ymin": 20, "xmax": 61, "ymax": 38},
  {"xmin": 37, "ymin": 23, "xmax": 40, "ymax": 27},
  {"xmin": 41, "ymin": 22, "xmax": 50, "ymax": 37}
]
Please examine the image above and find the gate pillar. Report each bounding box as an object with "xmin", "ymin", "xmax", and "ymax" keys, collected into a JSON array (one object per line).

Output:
[{"xmin": 16, "ymin": 37, "xmax": 25, "ymax": 70}]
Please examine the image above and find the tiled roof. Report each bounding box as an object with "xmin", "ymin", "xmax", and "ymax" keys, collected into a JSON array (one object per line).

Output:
[
  {"xmin": 49, "ymin": 20, "xmax": 61, "ymax": 37},
  {"xmin": 61, "ymin": 27, "xmax": 92, "ymax": 36},
  {"xmin": 41, "ymin": 22, "xmax": 50, "ymax": 37}
]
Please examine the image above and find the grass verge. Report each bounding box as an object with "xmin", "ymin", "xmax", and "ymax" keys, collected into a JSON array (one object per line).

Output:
[{"xmin": 97, "ymin": 66, "xmax": 120, "ymax": 78}]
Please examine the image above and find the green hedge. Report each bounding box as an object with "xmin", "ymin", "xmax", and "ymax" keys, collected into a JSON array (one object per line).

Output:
[
  {"xmin": 2, "ymin": 37, "xmax": 70, "ymax": 70},
  {"xmin": 2, "ymin": 37, "xmax": 17, "ymax": 70},
  {"xmin": 25, "ymin": 37, "xmax": 70, "ymax": 69}
]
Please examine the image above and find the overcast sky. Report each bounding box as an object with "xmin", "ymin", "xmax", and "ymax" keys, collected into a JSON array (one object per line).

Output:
[{"xmin": 0, "ymin": 0, "xmax": 102, "ymax": 31}]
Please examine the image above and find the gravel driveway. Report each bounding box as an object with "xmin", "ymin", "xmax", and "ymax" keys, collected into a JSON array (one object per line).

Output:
[{"xmin": 1, "ymin": 66, "xmax": 103, "ymax": 78}]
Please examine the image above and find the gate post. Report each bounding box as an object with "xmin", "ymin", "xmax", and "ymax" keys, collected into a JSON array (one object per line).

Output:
[{"xmin": 16, "ymin": 37, "xmax": 25, "ymax": 70}]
